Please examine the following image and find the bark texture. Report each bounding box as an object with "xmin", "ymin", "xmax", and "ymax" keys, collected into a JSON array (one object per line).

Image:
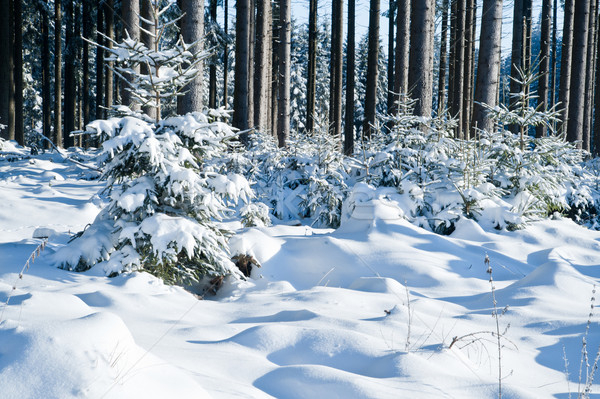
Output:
[{"xmin": 472, "ymin": 0, "xmax": 503, "ymax": 134}]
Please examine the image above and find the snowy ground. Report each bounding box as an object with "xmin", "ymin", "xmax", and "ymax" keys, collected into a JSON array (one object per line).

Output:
[{"xmin": 1, "ymin": 149, "xmax": 600, "ymax": 398}]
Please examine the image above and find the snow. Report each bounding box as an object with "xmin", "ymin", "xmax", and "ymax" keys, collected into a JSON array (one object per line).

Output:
[{"xmin": 2, "ymin": 150, "xmax": 600, "ymax": 398}]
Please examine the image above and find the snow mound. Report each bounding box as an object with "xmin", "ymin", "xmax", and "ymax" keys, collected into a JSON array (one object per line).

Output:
[
  {"xmin": 0, "ymin": 312, "xmax": 210, "ymax": 399},
  {"xmin": 349, "ymin": 277, "xmax": 407, "ymax": 294}
]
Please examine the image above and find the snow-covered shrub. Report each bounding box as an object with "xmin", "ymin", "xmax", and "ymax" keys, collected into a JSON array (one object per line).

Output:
[
  {"xmin": 240, "ymin": 203, "xmax": 272, "ymax": 228},
  {"xmin": 341, "ymin": 88, "xmax": 596, "ymax": 234},
  {"xmin": 247, "ymin": 130, "xmax": 350, "ymax": 228},
  {"xmin": 51, "ymin": 113, "xmax": 253, "ymax": 288}
]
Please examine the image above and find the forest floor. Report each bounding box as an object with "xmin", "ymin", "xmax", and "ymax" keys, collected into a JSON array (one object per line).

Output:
[{"xmin": 1, "ymin": 147, "xmax": 600, "ymax": 398}]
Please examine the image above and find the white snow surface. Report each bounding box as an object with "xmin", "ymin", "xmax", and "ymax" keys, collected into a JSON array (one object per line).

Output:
[{"xmin": 2, "ymin": 151, "xmax": 600, "ymax": 398}]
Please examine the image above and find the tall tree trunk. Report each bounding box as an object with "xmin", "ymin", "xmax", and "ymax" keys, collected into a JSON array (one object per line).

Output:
[
  {"xmin": 6, "ymin": 0, "xmax": 15, "ymax": 142},
  {"xmin": 277, "ymin": 0, "xmax": 291, "ymax": 147},
  {"xmin": 558, "ymin": 0, "xmax": 575, "ymax": 133},
  {"xmin": 472, "ymin": 0, "xmax": 503, "ymax": 134},
  {"xmin": 271, "ymin": 0, "xmax": 280, "ymax": 137},
  {"xmin": 566, "ymin": 0, "xmax": 590, "ymax": 147},
  {"xmin": 363, "ymin": 0, "xmax": 379, "ymax": 138},
  {"xmin": 462, "ymin": 0, "xmax": 475, "ymax": 138},
  {"xmin": 178, "ymin": 0, "xmax": 204, "ymax": 115},
  {"xmin": 437, "ymin": 0, "xmax": 449, "ymax": 115},
  {"xmin": 254, "ymin": 0, "xmax": 271, "ymax": 132},
  {"xmin": 582, "ymin": 0, "xmax": 597, "ymax": 151},
  {"xmin": 449, "ymin": 0, "xmax": 465, "ymax": 138},
  {"xmin": 0, "ymin": 0, "xmax": 8, "ymax": 137},
  {"xmin": 223, "ymin": 0, "xmax": 229, "ymax": 108},
  {"xmin": 234, "ymin": 0, "xmax": 250, "ymax": 137},
  {"xmin": 536, "ymin": 0, "xmax": 552, "ymax": 138},
  {"xmin": 594, "ymin": 9, "xmax": 600, "ymax": 155},
  {"xmin": 345, "ymin": 0, "xmax": 355, "ymax": 155},
  {"xmin": 122, "ymin": 0, "xmax": 140, "ymax": 111},
  {"xmin": 96, "ymin": 4, "xmax": 105, "ymax": 120},
  {"xmin": 408, "ymin": 0, "xmax": 435, "ymax": 117},
  {"xmin": 393, "ymin": 0, "xmax": 410, "ymax": 106},
  {"xmin": 74, "ymin": 0, "xmax": 82, "ymax": 138},
  {"xmin": 209, "ymin": 0, "xmax": 218, "ymax": 108},
  {"xmin": 104, "ymin": 0, "xmax": 114, "ymax": 113},
  {"xmin": 42, "ymin": 0, "xmax": 52, "ymax": 143},
  {"xmin": 247, "ymin": 0, "xmax": 255, "ymax": 127},
  {"xmin": 448, "ymin": 0, "xmax": 457, "ymax": 119},
  {"xmin": 55, "ymin": 0, "xmax": 63, "ymax": 147},
  {"xmin": 523, "ymin": 0, "xmax": 533, "ymax": 74},
  {"xmin": 64, "ymin": 0, "xmax": 76, "ymax": 147},
  {"xmin": 82, "ymin": 0, "xmax": 91, "ymax": 126},
  {"xmin": 266, "ymin": 6, "xmax": 273, "ymax": 135},
  {"xmin": 329, "ymin": 0, "xmax": 343, "ymax": 139},
  {"xmin": 306, "ymin": 0, "xmax": 318, "ymax": 133},
  {"xmin": 509, "ymin": 0, "xmax": 524, "ymax": 100},
  {"xmin": 13, "ymin": 0, "xmax": 23, "ymax": 145},
  {"xmin": 550, "ymin": 0, "xmax": 558, "ymax": 109},
  {"xmin": 140, "ymin": 0, "xmax": 157, "ymax": 120},
  {"xmin": 387, "ymin": 1, "xmax": 394, "ymax": 115}
]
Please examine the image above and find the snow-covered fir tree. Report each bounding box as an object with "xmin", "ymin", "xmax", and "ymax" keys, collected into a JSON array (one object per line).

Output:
[{"xmin": 51, "ymin": 1, "xmax": 254, "ymax": 292}]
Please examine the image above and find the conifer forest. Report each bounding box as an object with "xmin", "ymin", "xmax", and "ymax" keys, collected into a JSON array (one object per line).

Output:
[{"xmin": 5, "ymin": 2, "xmax": 600, "ymax": 398}]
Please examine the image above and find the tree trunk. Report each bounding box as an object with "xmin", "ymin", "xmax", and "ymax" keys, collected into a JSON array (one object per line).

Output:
[
  {"xmin": 329, "ymin": 0, "xmax": 343, "ymax": 139},
  {"xmin": 74, "ymin": 0, "xmax": 82, "ymax": 139},
  {"xmin": 0, "ymin": 0, "xmax": 8, "ymax": 136},
  {"xmin": 234, "ymin": 0, "xmax": 250, "ymax": 136},
  {"xmin": 178, "ymin": 0, "xmax": 204, "ymax": 115},
  {"xmin": 104, "ymin": 0, "xmax": 114, "ymax": 114},
  {"xmin": 122, "ymin": 0, "xmax": 140, "ymax": 111},
  {"xmin": 64, "ymin": 0, "xmax": 76, "ymax": 147},
  {"xmin": 13, "ymin": 0, "xmax": 23, "ymax": 145},
  {"xmin": 140, "ymin": 0, "xmax": 157, "ymax": 120},
  {"xmin": 523, "ymin": 0, "xmax": 532, "ymax": 74},
  {"xmin": 472, "ymin": 0, "xmax": 503, "ymax": 134},
  {"xmin": 582, "ymin": 0, "xmax": 597, "ymax": 151},
  {"xmin": 265, "ymin": 3, "xmax": 273, "ymax": 135},
  {"xmin": 55, "ymin": 0, "xmax": 63, "ymax": 147},
  {"xmin": 566, "ymin": 0, "xmax": 590, "ymax": 147},
  {"xmin": 344, "ymin": 0, "xmax": 355, "ymax": 155},
  {"xmin": 594, "ymin": 8, "xmax": 600, "ymax": 155},
  {"xmin": 270, "ymin": 0, "xmax": 280, "ymax": 137},
  {"xmin": 277, "ymin": 0, "xmax": 291, "ymax": 147},
  {"xmin": 254, "ymin": 0, "xmax": 271, "ymax": 132},
  {"xmin": 509, "ymin": 0, "xmax": 524, "ymax": 101},
  {"xmin": 393, "ymin": 0, "xmax": 410, "ymax": 105},
  {"xmin": 387, "ymin": 1, "xmax": 394, "ymax": 115},
  {"xmin": 462, "ymin": 0, "xmax": 476, "ymax": 138},
  {"xmin": 223, "ymin": 0, "xmax": 229, "ymax": 108},
  {"xmin": 42, "ymin": 0, "xmax": 52, "ymax": 143},
  {"xmin": 7, "ymin": 0, "xmax": 15, "ymax": 142},
  {"xmin": 363, "ymin": 0, "xmax": 379, "ymax": 138},
  {"xmin": 536, "ymin": 0, "xmax": 552, "ymax": 138},
  {"xmin": 82, "ymin": 0, "xmax": 91, "ymax": 127},
  {"xmin": 247, "ymin": 0, "xmax": 255, "ymax": 127},
  {"xmin": 558, "ymin": 0, "xmax": 575, "ymax": 133},
  {"xmin": 550, "ymin": 0, "xmax": 558, "ymax": 109},
  {"xmin": 448, "ymin": 0, "xmax": 457, "ymax": 119},
  {"xmin": 449, "ymin": 0, "xmax": 465, "ymax": 138},
  {"xmin": 96, "ymin": 4, "xmax": 105, "ymax": 120},
  {"xmin": 209, "ymin": 0, "xmax": 218, "ymax": 108},
  {"xmin": 437, "ymin": 0, "xmax": 449, "ymax": 115},
  {"xmin": 306, "ymin": 0, "xmax": 318, "ymax": 133},
  {"xmin": 408, "ymin": 0, "xmax": 435, "ymax": 117}
]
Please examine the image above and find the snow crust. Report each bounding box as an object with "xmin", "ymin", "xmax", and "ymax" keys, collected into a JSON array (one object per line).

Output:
[{"xmin": 1, "ymin": 150, "xmax": 600, "ymax": 398}]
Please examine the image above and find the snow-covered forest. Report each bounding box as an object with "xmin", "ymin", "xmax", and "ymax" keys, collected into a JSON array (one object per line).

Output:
[{"xmin": 2, "ymin": 0, "xmax": 600, "ymax": 398}]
